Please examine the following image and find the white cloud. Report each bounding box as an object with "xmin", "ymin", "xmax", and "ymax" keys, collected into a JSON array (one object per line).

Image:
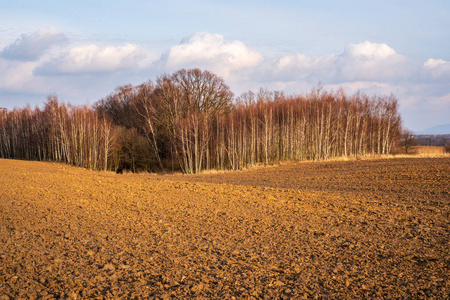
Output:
[
  {"xmin": 423, "ymin": 58, "xmax": 448, "ymax": 69},
  {"xmin": 342, "ymin": 41, "xmax": 397, "ymax": 60},
  {"xmin": 423, "ymin": 58, "xmax": 450, "ymax": 79},
  {"xmin": 161, "ymin": 32, "xmax": 263, "ymax": 79},
  {"xmin": 0, "ymin": 59, "xmax": 38, "ymax": 91},
  {"xmin": 36, "ymin": 43, "xmax": 150, "ymax": 75},
  {"xmin": 1, "ymin": 28, "xmax": 67, "ymax": 61},
  {"xmin": 272, "ymin": 41, "xmax": 408, "ymax": 83},
  {"xmin": 274, "ymin": 54, "xmax": 336, "ymax": 80},
  {"xmin": 338, "ymin": 41, "xmax": 408, "ymax": 81}
]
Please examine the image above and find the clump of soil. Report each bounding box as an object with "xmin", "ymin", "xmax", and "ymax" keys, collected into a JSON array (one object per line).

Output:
[{"xmin": 0, "ymin": 157, "xmax": 449, "ymax": 299}]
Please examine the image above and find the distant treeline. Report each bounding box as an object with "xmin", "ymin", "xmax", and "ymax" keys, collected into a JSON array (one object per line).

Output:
[
  {"xmin": 415, "ymin": 134, "xmax": 450, "ymax": 147},
  {"xmin": 0, "ymin": 69, "xmax": 401, "ymax": 173}
]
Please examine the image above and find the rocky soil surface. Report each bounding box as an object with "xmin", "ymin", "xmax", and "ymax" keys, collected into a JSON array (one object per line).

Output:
[{"xmin": 0, "ymin": 157, "xmax": 449, "ymax": 299}]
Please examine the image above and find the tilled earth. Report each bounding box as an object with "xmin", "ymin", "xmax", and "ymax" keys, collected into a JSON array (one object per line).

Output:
[{"xmin": 0, "ymin": 157, "xmax": 449, "ymax": 299}]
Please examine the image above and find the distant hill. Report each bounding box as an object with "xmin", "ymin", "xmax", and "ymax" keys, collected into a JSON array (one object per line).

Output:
[{"xmin": 417, "ymin": 124, "xmax": 450, "ymax": 135}]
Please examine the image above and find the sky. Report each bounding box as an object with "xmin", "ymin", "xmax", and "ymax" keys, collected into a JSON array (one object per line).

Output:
[{"xmin": 0, "ymin": 0, "xmax": 449, "ymax": 133}]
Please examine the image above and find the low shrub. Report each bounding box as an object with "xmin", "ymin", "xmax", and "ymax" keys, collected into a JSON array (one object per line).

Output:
[{"xmin": 445, "ymin": 144, "xmax": 450, "ymax": 153}]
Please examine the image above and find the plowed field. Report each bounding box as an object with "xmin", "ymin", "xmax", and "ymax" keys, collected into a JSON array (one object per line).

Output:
[{"xmin": 0, "ymin": 157, "xmax": 449, "ymax": 299}]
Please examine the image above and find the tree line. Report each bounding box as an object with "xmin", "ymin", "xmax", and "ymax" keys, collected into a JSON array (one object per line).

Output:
[{"xmin": 0, "ymin": 68, "xmax": 401, "ymax": 173}]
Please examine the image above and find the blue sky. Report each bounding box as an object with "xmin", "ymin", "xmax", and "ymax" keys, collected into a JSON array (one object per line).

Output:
[{"xmin": 1, "ymin": 0, "xmax": 449, "ymax": 132}]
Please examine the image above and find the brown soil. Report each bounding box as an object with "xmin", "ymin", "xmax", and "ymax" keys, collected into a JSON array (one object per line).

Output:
[{"xmin": 0, "ymin": 157, "xmax": 449, "ymax": 299}]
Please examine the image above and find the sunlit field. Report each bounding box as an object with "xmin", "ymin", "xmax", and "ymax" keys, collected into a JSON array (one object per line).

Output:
[{"xmin": 1, "ymin": 156, "xmax": 449, "ymax": 299}]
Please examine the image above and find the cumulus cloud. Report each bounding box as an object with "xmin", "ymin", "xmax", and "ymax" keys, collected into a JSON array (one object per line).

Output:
[
  {"xmin": 160, "ymin": 32, "xmax": 263, "ymax": 79},
  {"xmin": 0, "ymin": 29, "xmax": 155, "ymax": 101},
  {"xmin": 341, "ymin": 41, "xmax": 397, "ymax": 60},
  {"xmin": 338, "ymin": 41, "xmax": 408, "ymax": 81},
  {"xmin": 35, "ymin": 43, "xmax": 149, "ymax": 75},
  {"xmin": 272, "ymin": 41, "xmax": 408, "ymax": 83},
  {"xmin": 0, "ymin": 60, "xmax": 38, "ymax": 91},
  {"xmin": 423, "ymin": 58, "xmax": 450, "ymax": 79},
  {"xmin": 1, "ymin": 28, "xmax": 67, "ymax": 61},
  {"xmin": 275, "ymin": 54, "xmax": 335, "ymax": 81}
]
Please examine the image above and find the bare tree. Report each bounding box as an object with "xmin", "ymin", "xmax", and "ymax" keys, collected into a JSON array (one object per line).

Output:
[
  {"xmin": 401, "ymin": 129, "xmax": 418, "ymax": 154},
  {"xmin": 155, "ymin": 68, "xmax": 233, "ymax": 173}
]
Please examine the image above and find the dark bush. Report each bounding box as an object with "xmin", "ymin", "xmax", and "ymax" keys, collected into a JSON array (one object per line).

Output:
[{"xmin": 444, "ymin": 144, "xmax": 450, "ymax": 153}]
